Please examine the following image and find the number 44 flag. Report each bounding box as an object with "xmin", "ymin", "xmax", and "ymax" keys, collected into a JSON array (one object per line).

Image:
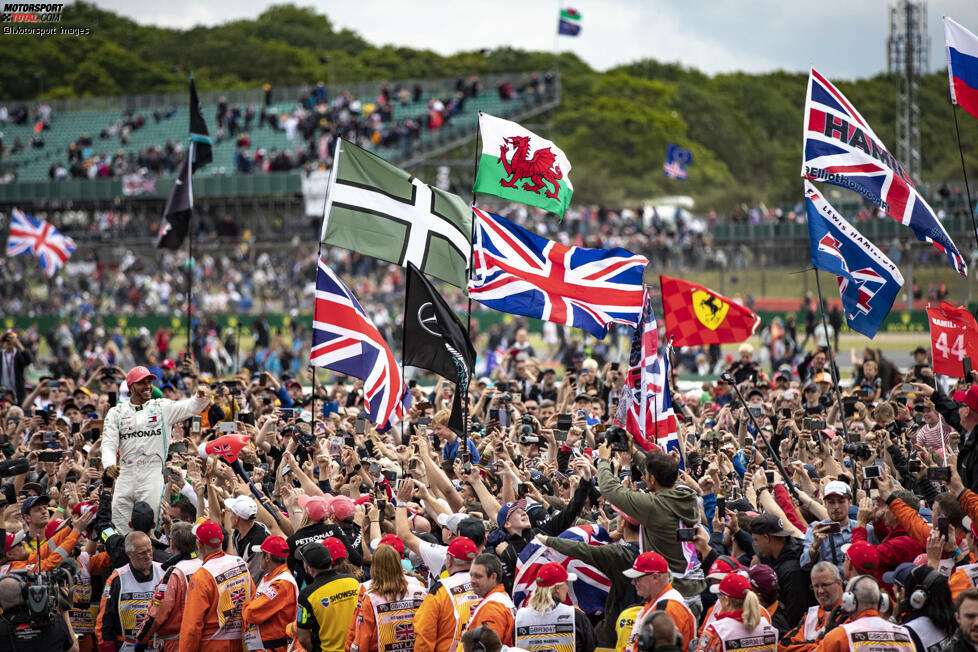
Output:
[{"xmin": 927, "ymin": 302, "xmax": 978, "ymax": 377}]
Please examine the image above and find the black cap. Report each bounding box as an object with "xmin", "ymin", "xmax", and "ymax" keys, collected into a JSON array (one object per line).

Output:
[
  {"xmin": 457, "ymin": 517, "xmax": 486, "ymax": 546},
  {"xmin": 298, "ymin": 541, "xmax": 332, "ymax": 570},
  {"xmin": 130, "ymin": 501, "xmax": 155, "ymax": 533},
  {"xmin": 748, "ymin": 513, "xmax": 793, "ymax": 537}
]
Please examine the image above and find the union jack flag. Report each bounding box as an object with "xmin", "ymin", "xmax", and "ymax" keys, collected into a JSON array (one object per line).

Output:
[
  {"xmin": 395, "ymin": 623, "xmax": 414, "ymax": 641},
  {"xmin": 229, "ymin": 587, "xmax": 246, "ymax": 604},
  {"xmin": 469, "ymin": 209, "xmax": 647, "ymax": 339},
  {"xmin": 311, "ymin": 258, "xmax": 410, "ymax": 430},
  {"xmin": 663, "ymin": 144, "xmax": 692, "ymax": 180},
  {"xmin": 512, "ymin": 524, "xmax": 611, "ymax": 614},
  {"xmin": 614, "ymin": 290, "xmax": 679, "ymax": 454},
  {"xmin": 802, "ymin": 67, "xmax": 965, "ymax": 275},
  {"xmin": 5, "ymin": 208, "xmax": 76, "ymax": 278}
]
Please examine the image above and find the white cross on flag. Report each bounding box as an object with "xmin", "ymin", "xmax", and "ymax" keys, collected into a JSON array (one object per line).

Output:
[{"xmin": 321, "ymin": 139, "xmax": 472, "ymax": 288}]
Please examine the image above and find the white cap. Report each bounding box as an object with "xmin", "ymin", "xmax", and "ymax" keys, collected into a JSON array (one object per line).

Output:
[
  {"xmin": 436, "ymin": 513, "xmax": 467, "ymax": 535},
  {"xmin": 224, "ymin": 495, "xmax": 258, "ymax": 520},
  {"xmin": 824, "ymin": 480, "xmax": 851, "ymax": 498}
]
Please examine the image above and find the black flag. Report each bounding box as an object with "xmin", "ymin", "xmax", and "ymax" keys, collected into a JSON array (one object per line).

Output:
[
  {"xmin": 403, "ymin": 263, "xmax": 476, "ymax": 433},
  {"xmin": 157, "ymin": 150, "xmax": 192, "ymax": 250},
  {"xmin": 189, "ymin": 75, "xmax": 212, "ymax": 172}
]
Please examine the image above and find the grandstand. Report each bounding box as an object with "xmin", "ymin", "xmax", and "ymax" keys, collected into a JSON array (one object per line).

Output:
[{"xmin": 0, "ymin": 73, "xmax": 560, "ymax": 204}]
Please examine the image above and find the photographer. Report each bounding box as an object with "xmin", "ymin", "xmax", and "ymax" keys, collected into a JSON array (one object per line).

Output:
[{"xmin": 0, "ymin": 575, "xmax": 77, "ymax": 651}]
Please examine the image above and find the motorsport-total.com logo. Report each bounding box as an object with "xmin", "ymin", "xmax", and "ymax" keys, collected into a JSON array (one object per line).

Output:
[{"xmin": 1, "ymin": 3, "xmax": 90, "ymax": 35}]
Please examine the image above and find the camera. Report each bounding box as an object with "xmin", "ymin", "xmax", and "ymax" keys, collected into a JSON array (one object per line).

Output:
[
  {"xmin": 803, "ymin": 418, "xmax": 826, "ymax": 431},
  {"xmin": 676, "ymin": 528, "xmax": 696, "ymax": 542},
  {"xmin": 606, "ymin": 426, "xmax": 629, "ymax": 451},
  {"xmin": 747, "ymin": 405, "xmax": 762, "ymax": 418},
  {"xmin": 908, "ymin": 459, "xmax": 922, "ymax": 473},
  {"xmin": 9, "ymin": 561, "xmax": 78, "ymax": 625},
  {"xmin": 519, "ymin": 434, "xmax": 540, "ymax": 445},
  {"xmin": 862, "ymin": 465, "xmax": 881, "ymax": 480},
  {"xmin": 843, "ymin": 442, "xmax": 872, "ymax": 461},
  {"xmin": 927, "ymin": 467, "xmax": 952, "ymax": 482}
]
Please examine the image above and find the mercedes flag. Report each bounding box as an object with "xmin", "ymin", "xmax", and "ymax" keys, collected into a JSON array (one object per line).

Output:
[
  {"xmin": 157, "ymin": 148, "xmax": 192, "ymax": 250},
  {"xmin": 403, "ymin": 263, "xmax": 476, "ymax": 435}
]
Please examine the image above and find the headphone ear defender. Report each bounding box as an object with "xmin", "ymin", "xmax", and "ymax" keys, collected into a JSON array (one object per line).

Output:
[
  {"xmin": 842, "ymin": 575, "xmax": 887, "ymax": 614},
  {"xmin": 909, "ymin": 567, "xmax": 940, "ymax": 611}
]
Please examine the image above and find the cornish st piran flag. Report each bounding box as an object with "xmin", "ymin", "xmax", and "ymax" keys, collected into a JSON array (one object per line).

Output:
[
  {"xmin": 659, "ymin": 275, "xmax": 760, "ymax": 346},
  {"xmin": 469, "ymin": 209, "xmax": 646, "ymax": 339},
  {"xmin": 473, "ymin": 113, "xmax": 574, "ymax": 218},
  {"xmin": 805, "ymin": 181, "xmax": 903, "ymax": 339},
  {"xmin": 802, "ymin": 67, "xmax": 965, "ymax": 275},
  {"xmin": 663, "ymin": 144, "xmax": 693, "ymax": 180},
  {"xmin": 512, "ymin": 524, "xmax": 611, "ymax": 614},
  {"xmin": 614, "ymin": 290, "xmax": 679, "ymax": 453},
  {"xmin": 5, "ymin": 208, "xmax": 75, "ymax": 278},
  {"xmin": 310, "ymin": 258, "xmax": 409, "ymax": 429},
  {"xmin": 945, "ymin": 17, "xmax": 978, "ymax": 121},
  {"xmin": 321, "ymin": 139, "xmax": 472, "ymax": 288}
]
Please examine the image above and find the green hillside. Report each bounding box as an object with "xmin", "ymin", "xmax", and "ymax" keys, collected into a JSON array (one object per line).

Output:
[{"xmin": 1, "ymin": 3, "xmax": 976, "ymax": 209}]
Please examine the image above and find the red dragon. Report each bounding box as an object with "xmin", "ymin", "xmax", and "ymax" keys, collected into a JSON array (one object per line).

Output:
[{"xmin": 497, "ymin": 135, "xmax": 563, "ymax": 200}]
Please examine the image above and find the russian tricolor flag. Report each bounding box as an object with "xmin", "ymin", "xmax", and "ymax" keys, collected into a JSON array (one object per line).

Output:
[{"xmin": 945, "ymin": 17, "xmax": 978, "ymax": 121}]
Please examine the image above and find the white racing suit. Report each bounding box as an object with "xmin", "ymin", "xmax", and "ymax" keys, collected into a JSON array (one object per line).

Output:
[{"xmin": 102, "ymin": 395, "xmax": 209, "ymax": 534}]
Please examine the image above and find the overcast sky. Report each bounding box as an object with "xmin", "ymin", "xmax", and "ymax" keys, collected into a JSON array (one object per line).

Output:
[{"xmin": 92, "ymin": 0, "xmax": 978, "ymax": 79}]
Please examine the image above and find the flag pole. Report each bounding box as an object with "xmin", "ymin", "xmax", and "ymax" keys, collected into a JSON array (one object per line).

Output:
[
  {"xmin": 185, "ymin": 143, "xmax": 195, "ymax": 358},
  {"xmin": 812, "ymin": 269, "xmax": 852, "ymax": 443},
  {"xmin": 951, "ymin": 105, "xmax": 978, "ymax": 263},
  {"xmin": 312, "ymin": 140, "xmax": 344, "ymax": 427},
  {"xmin": 466, "ymin": 115, "xmax": 482, "ymax": 337}
]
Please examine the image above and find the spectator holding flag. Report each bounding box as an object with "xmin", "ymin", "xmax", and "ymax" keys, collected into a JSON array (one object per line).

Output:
[{"xmin": 596, "ymin": 443, "xmax": 706, "ymax": 606}]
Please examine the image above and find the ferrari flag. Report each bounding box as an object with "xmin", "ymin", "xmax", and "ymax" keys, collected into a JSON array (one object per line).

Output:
[
  {"xmin": 801, "ymin": 67, "xmax": 965, "ymax": 275},
  {"xmin": 660, "ymin": 275, "xmax": 760, "ymax": 346}
]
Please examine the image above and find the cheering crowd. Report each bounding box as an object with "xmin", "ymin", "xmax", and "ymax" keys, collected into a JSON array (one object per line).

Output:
[{"xmin": 2, "ymin": 312, "xmax": 978, "ymax": 652}]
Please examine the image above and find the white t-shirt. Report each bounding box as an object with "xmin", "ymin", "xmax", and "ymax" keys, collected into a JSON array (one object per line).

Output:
[{"xmin": 418, "ymin": 540, "xmax": 447, "ymax": 576}]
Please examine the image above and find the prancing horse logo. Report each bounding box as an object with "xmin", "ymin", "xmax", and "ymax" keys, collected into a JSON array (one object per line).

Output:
[{"xmin": 417, "ymin": 302, "xmax": 440, "ymax": 336}]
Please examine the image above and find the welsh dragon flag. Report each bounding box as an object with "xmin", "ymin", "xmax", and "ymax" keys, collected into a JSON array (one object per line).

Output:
[{"xmin": 473, "ymin": 113, "xmax": 574, "ymax": 218}]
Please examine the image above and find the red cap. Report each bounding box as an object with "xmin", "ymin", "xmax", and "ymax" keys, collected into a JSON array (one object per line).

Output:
[
  {"xmin": 447, "ymin": 536, "xmax": 478, "ymax": 562},
  {"xmin": 161, "ymin": 359, "xmax": 176, "ymax": 370},
  {"xmin": 194, "ymin": 520, "xmax": 224, "ymax": 547},
  {"xmin": 707, "ymin": 555, "xmax": 743, "ymax": 580},
  {"xmin": 379, "ymin": 534, "xmax": 405, "ymax": 555},
  {"xmin": 44, "ymin": 519, "xmax": 63, "ymax": 540},
  {"xmin": 125, "ymin": 366, "xmax": 157, "ymax": 386},
  {"xmin": 718, "ymin": 572, "xmax": 752, "ymax": 599},
  {"xmin": 353, "ymin": 495, "xmax": 372, "ymax": 506},
  {"xmin": 535, "ymin": 562, "xmax": 578, "ymax": 587},
  {"xmin": 4, "ymin": 531, "xmax": 24, "ymax": 555},
  {"xmin": 954, "ymin": 386, "xmax": 978, "ymax": 412},
  {"xmin": 71, "ymin": 502, "xmax": 95, "ymax": 517},
  {"xmin": 256, "ymin": 535, "xmax": 289, "ymax": 557},
  {"xmin": 623, "ymin": 551, "xmax": 669, "ymax": 578},
  {"xmin": 323, "ymin": 536, "xmax": 347, "ymax": 562},
  {"xmin": 843, "ymin": 541, "xmax": 878, "ymax": 573}
]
